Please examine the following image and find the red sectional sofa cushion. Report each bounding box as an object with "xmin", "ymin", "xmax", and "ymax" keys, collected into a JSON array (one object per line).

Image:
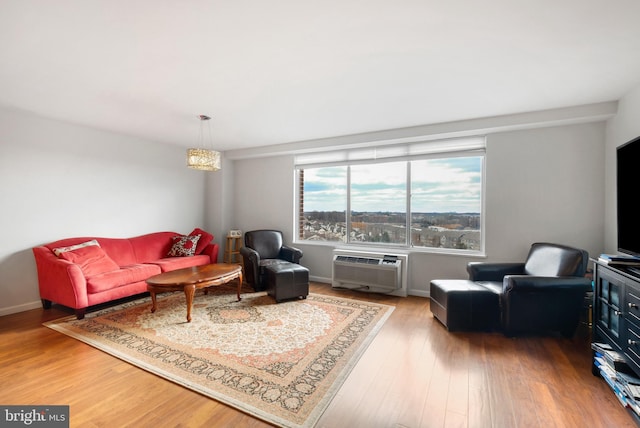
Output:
[
  {"xmin": 87, "ymin": 263, "xmax": 162, "ymax": 294},
  {"xmin": 151, "ymin": 254, "xmax": 211, "ymax": 272},
  {"xmin": 47, "ymin": 237, "xmax": 139, "ymax": 267},
  {"xmin": 190, "ymin": 228, "xmax": 214, "ymax": 254},
  {"xmin": 128, "ymin": 232, "xmax": 176, "ymax": 263},
  {"xmin": 167, "ymin": 235, "xmax": 200, "ymax": 257},
  {"xmin": 58, "ymin": 245, "xmax": 120, "ymax": 277},
  {"xmin": 52, "ymin": 239, "xmax": 100, "ymax": 256}
]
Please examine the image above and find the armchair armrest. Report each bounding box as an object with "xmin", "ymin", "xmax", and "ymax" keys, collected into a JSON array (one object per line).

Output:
[
  {"xmin": 240, "ymin": 246, "xmax": 259, "ymax": 263},
  {"xmin": 503, "ymin": 275, "xmax": 593, "ymax": 293},
  {"xmin": 280, "ymin": 245, "xmax": 303, "ymax": 263},
  {"xmin": 467, "ymin": 262, "xmax": 525, "ymax": 281},
  {"xmin": 240, "ymin": 246, "xmax": 260, "ymax": 285}
]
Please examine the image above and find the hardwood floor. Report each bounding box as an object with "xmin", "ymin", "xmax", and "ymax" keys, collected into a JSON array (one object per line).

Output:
[{"xmin": 0, "ymin": 282, "xmax": 636, "ymax": 427}]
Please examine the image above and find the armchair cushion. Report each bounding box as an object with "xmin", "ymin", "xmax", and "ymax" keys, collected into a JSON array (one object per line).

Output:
[
  {"xmin": 245, "ymin": 230, "xmax": 284, "ymax": 259},
  {"xmin": 524, "ymin": 242, "xmax": 587, "ymax": 276}
]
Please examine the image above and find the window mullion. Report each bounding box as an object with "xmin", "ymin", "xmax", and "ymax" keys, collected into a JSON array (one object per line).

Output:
[
  {"xmin": 346, "ymin": 165, "xmax": 351, "ymax": 244},
  {"xmin": 406, "ymin": 161, "xmax": 411, "ymax": 247}
]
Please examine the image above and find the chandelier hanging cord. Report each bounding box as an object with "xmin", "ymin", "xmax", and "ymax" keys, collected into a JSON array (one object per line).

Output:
[{"xmin": 199, "ymin": 114, "xmax": 211, "ymax": 149}]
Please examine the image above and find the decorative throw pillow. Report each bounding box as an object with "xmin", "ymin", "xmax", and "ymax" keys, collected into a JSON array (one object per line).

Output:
[
  {"xmin": 167, "ymin": 234, "xmax": 201, "ymax": 257},
  {"xmin": 58, "ymin": 245, "xmax": 120, "ymax": 277},
  {"xmin": 189, "ymin": 228, "xmax": 214, "ymax": 254},
  {"xmin": 52, "ymin": 239, "xmax": 100, "ymax": 257}
]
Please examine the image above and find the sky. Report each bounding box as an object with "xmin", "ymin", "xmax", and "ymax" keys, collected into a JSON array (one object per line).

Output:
[{"xmin": 302, "ymin": 156, "xmax": 483, "ymax": 213}]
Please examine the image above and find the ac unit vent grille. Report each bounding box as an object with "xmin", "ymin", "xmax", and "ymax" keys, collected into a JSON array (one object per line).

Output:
[
  {"xmin": 335, "ymin": 256, "xmax": 381, "ymax": 265},
  {"xmin": 332, "ymin": 252, "xmax": 402, "ymax": 293}
]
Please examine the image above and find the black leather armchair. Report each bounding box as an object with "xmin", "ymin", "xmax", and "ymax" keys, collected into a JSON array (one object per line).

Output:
[
  {"xmin": 239, "ymin": 230, "xmax": 303, "ymax": 291},
  {"xmin": 467, "ymin": 242, "xmax": 592, "ymax": 337}
]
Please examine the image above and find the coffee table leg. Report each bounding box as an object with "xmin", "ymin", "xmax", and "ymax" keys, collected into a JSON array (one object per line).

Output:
[
  {"xmin": 184, "ymin": 284, "xmax": 196, "ymax": 322},
  {"xmin": 150, "ymin": 290, "xmax": 158, "ymax": 313},
  {"xmin": 236, "ymin": 271, "xmax": 243, "ymax": 301}
]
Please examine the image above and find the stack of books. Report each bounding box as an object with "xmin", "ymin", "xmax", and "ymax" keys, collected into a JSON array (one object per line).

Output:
[
  {"xmin": 598, "ymin": 254, "xmax": 640, "ymax": 266},
  {"xmin": 593, "ymin": 342, "xmax": 640, "ymax": 416}
]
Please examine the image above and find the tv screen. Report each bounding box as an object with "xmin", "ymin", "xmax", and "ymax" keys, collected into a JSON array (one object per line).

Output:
[{"xmin": 617, "ymin": 136, "xmax": 640, "ymax": 258}]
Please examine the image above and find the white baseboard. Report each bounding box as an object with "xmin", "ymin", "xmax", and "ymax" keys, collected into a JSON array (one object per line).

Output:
[
  {"xmin": 0, "ymin": 300, "xmax": 42, "ymax": 317},
  {"xmin": 408, "ymin": 289, "xmax": 430, "ymax": 298},
  {"xmin": 313, "ymin": 275, "xmax": 430, "ymax": 298},
  {"xmin": 310, "ymin": 275, "xmax": 331, "ymax": 284}
]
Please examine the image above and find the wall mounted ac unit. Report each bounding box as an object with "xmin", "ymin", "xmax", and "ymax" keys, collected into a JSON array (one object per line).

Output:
[{"xmin": 332, "ymin": 249, "xmax": 408, "ymax": 297}]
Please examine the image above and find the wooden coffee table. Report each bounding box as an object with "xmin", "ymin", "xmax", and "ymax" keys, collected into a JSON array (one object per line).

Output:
[{"xmin": 146, "ymin": 263, "xmax": 243, "ymax": 322}]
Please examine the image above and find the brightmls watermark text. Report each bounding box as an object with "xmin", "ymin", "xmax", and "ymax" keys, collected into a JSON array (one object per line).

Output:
[{"xmin": 1, "ymin": 406, "xmax": 69, "ymax": 427}]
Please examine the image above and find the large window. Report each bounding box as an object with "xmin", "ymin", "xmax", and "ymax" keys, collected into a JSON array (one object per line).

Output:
[{"xmin": 296, "ymin": 138, "xmax": 484, "ymax": 252}]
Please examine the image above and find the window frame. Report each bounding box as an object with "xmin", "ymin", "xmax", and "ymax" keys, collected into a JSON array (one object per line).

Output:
[{"xmin": 294, "ymin": 138, "xmax": 486, "ymax": 255}]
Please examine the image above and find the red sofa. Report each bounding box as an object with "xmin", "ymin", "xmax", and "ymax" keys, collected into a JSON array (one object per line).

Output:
[{"xmin": 32, "ymin": 230, "xmax": 219, "ymax": 319}]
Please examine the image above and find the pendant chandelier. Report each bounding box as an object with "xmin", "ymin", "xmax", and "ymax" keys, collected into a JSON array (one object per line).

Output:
[{"xmin": 186, "ymin": 115, "xmax": 221, "ymax": 171}]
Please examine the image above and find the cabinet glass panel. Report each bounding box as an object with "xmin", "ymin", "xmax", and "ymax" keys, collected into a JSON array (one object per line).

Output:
[
  {"xmin": 601, "ymin": 279, "xmax": 609, "ymax": 298},
  {"xmin": 611, "ymin": 308, "xmax": 619, "ymax": 334},
  {"xmin": 598, "ymin": 301, "xmax": 609, "ymax": 326},
  {"xmin": 611, "ymin": 282, "xmax": 620, "ymax": 307},
  {"xmin": 598, "ymin": 299, "xmax": 608, "ymax": 324}
]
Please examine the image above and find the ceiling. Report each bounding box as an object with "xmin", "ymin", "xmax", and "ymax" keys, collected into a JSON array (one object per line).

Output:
[{"xmin": 1, "ymin": 1, "xmax": 640, "ymax": 152}]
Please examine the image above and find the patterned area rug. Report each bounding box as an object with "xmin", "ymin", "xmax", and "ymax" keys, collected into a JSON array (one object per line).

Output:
[{"xmin": 44, "ymin": 290, "xmax": 394, "ymax": 428}]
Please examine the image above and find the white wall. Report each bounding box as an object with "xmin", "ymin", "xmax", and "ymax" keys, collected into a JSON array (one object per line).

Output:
[
  {"xmin": 0, "ymin": 107, "xmax": 210, "ymax": 315},
  {"xmin": 233, "ymin": 122, "xmax": 606, "ymax": 296},
  {"xmin": 484, "ymin": 124, "xmax": 604, "ymax": 260},
  {"xmin": 204, "ymin": 153, "xmax": 235, "ymax": 245},
  {"xmin": 233, "ymin": 156, "xmax": 297, "ymax": 244},
  {"xmin": 604, "ymin": 83, "xmax": 640, "ymax": 253}
]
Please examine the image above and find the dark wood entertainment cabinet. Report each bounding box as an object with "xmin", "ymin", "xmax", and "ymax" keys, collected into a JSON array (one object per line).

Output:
[{"xmin": 593, "ymin": 259, "xmax": 640, "ymax": 423}]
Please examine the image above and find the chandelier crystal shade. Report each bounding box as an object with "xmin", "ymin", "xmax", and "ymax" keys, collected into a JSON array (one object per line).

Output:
[{"xmin": 187, "ymin": 115, "xmax": 221, "ymax": 171}]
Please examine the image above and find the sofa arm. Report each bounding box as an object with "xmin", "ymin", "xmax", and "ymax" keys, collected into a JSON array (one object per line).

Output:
[
  {"xmin": 467, "ymin": 262, "xmax": 525, "ymax": 281},
  {"xmin": 503, "ymin": 275, "xmax": 593, "ymax": 293},
  {"xmin": 201, "ymin": 243, "xmax": 220, "ymax": 263},
  {"xmin": 32, "ymin": 246, "xmax": 89, "ymax": 310},
  {"xmin": 280, "ymin": 245, "xmax": 303, "ymax": 263}
]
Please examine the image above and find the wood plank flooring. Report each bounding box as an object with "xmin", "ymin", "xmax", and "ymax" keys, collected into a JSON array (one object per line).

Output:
[{"xmin": 0, "ymin": 282, "xmax": 636, "ymax": 427}]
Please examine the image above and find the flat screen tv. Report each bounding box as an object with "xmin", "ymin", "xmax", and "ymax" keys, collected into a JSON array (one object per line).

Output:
[{"xmin": 617, "ymin": 135, "xmax": 640, "ymax": 258}]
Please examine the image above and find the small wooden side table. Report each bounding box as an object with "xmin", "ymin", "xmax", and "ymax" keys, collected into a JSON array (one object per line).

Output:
[{"xmin": 224, "ymin": 235, "xmax": 243, "ymax": 264}]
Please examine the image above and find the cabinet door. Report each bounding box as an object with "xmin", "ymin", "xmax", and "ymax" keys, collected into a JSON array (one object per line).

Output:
[
  {"xmin": 595, "ymin": 266, "xmax": 624, "ymax": 342},
  {"xmin": 626, "ymin": 284, "xmax": 640, "ymax": 370}
]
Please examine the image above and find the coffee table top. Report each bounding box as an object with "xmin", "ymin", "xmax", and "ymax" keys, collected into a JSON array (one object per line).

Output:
[{"xmin": 146, "ymin": 263, "xmax": 242, "ymax": 287}]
